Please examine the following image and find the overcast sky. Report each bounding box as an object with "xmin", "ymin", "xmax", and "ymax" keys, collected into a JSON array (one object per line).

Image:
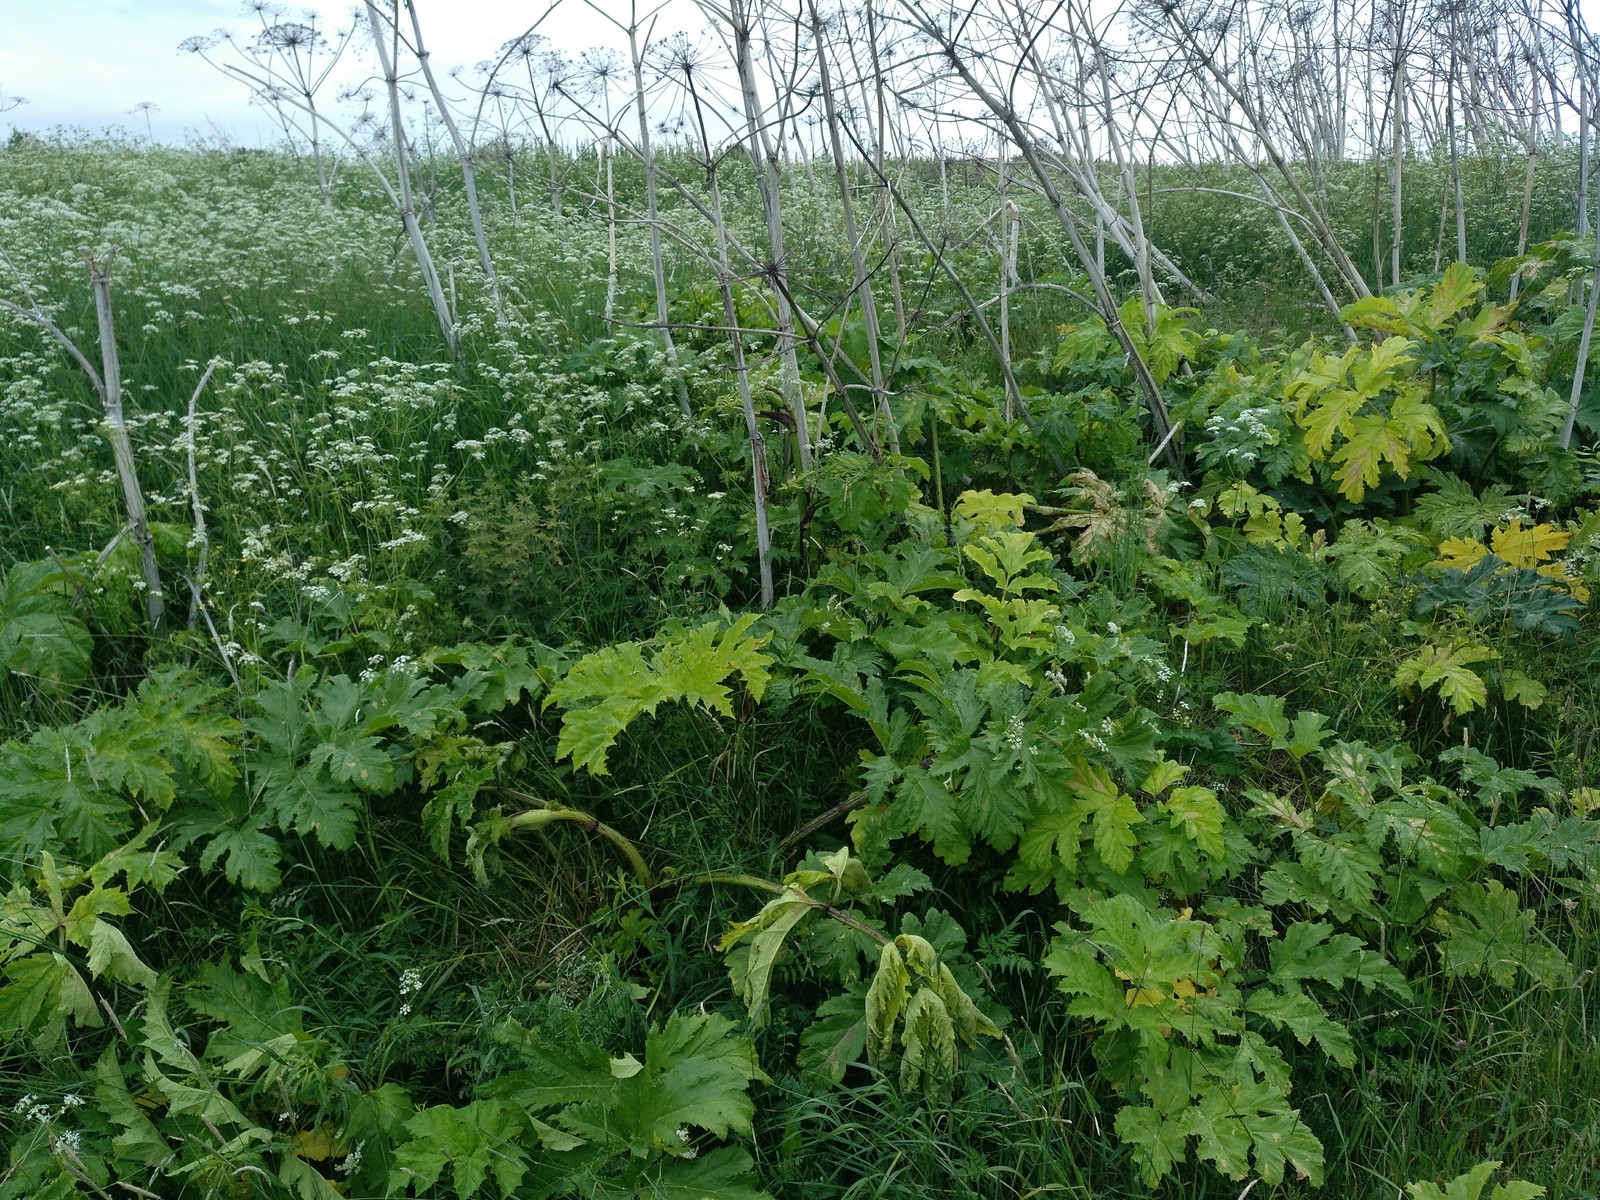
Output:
[
  {"xmin": 0, "ymin": 0, "xmax": 704, "ymax": 145},
  {"xmin": 8, "ymin": 0, "xmax": 1600, "ymax": 147}
]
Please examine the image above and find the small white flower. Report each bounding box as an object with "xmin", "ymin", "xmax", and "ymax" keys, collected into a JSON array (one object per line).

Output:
[
  {"xmin": 1004, "ymin": 713, "xmax": 1027, "ymax": 753},
  {"xmin": 339, "ymin": 1141, "xmax": 366, "ymax": 1175}
]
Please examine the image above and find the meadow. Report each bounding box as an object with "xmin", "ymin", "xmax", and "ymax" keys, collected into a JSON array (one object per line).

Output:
[{"xmin": 1, "ymin": 115, "xmax": 1598, "ymax": 1200}]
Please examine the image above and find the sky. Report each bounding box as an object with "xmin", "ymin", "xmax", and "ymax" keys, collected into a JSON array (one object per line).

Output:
[
  {"xmin": 7, "ymin": 0, "xmax": 1600, "ymax": 147},
  {"xmin": 0, "ymin": 0, "xmax": 704, "ymax": 145}
]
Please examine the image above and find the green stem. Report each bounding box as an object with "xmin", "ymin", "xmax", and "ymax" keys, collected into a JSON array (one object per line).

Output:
[
  {"xmin": 1293, "ymin": 755, "xmax": 1314, "ymax": 803},
  {"xmin": 489, "ymin": 789, "xmax": 886, "ymax": 945},
  {"xmin": 775, "ymin": 791, "xmax": 869, "ymax": 857},
  {"xmin": 495, "ymin": 792, "xmax": 655, "ymax": 888},
  {"xmin": 651, "ymin": 871, "xmax": 891, "ymax": 946}
]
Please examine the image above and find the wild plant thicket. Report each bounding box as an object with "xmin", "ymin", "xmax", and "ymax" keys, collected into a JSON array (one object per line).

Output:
[{"xmin": 3, "ymin": 1, "xmax": 1600, "ymax": 1198}]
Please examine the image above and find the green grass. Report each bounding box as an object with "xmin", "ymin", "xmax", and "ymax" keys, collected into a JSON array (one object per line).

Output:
[{"xmin": 1, "ymin": 134, "xmax": 1597, "ymax": 1200}]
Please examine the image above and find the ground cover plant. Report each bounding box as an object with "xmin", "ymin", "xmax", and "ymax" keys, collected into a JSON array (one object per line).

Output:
[{"xmin": 3, "ymin": 1, "xmax": 1600, "ymax": 1197}]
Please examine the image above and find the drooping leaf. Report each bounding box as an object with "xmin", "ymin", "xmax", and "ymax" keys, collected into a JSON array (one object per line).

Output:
[
  {"xmin": 719, "ymin": 887, "xmax": 816, "ymax": 1017},
  {"xmin": 85, "ymin": 918, "xmax": 157, "ymax": 988},
  {"xmin": 864, "ymin": 940, "xmax": 910, "ymax": 1066},
  {"xmin": 897, "ymin": 986, "xmax": 957, "ymax": 1096},
  {"xmin": 0, "ymin": 952, "xmax": 99, "ymax": 1043}
]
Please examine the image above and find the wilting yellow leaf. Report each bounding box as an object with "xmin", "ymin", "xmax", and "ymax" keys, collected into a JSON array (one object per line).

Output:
[
  {"xmin": 1432, "ymin": 536, "xmax": 1488, "ymax": 572},
  {"xmin": 1114, "ymin": 970, "xmax": 1199, "ymax": 1010},
  {"xmin": 292, "ymin": 1125, "xmax": 340, "ymax": 1161},
  {"xmin": 1490, "ymin": 520, "xmax": 1570, "ymax": 567},
  {"xmin": 1536, "ymin": 561, "xmax": 1591, "ymax": 602},
  {"xmin": 1122, "ymin": 983, "xmax": 1168, "ymax": 1009}
]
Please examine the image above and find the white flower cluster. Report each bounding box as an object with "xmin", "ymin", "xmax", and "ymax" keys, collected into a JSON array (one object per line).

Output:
[
  {"xmin": 1004, "ymin": 713, "xmax": 1027, "ymax": 753},
  {"xmin": 339, "ymin": 1140, "xmax": 366, "ymax": 1175},
  {"xmin": 12, "ymin": 1094, "xmax": 57, "ymax": 1124},
  {"xmin": 1203, "ymin": 405, "xmax": 1279, "ymax": 467},
  {"xmin": 12, "ymin": 1093, "xmax": 85, "ymax": 1159},
  {"xmin": 398, "ymin": 967, "xmax": 424, "ymax": 1018}
]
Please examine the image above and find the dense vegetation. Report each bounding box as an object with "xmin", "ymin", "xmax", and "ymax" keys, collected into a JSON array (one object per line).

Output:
[{"xmin": 2, "ymin": 121, "xmax": 1598, "ymax": 1200}]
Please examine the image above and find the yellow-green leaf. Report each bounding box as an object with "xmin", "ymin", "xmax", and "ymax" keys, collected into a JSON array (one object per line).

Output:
[
  {"xmin": 1332, "ymin": 412, "xmax": 1412, "ymax": 501},
  {"xmin": 1298, "ymin": 388, "xmax": 1365, "ymax": 461},
  {"xmin": 1501, "ymin": 671, "xmax": 1547, "ymax": 710},
  {"xmin": 1394, "ymin": 643, "xmax": 1498, "ymax": 714},
  {"xmin": 1422, "ymin": 262, "xmax": 1484, "ymax": 327},
  {"xmin": 1164, "ymin": 786, "xmax": 1226, "ymax": 858},
  {"xmin": 1140, "ymin": 758, "xmax": 1190, "ymax": 796},
  {"xmin": 1489, "ymin": 520, "xmax": 1570, "ymax": 568}
]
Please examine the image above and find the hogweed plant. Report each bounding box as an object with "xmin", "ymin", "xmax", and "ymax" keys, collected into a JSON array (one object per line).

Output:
[{"xmin": 2, "ymin": 40, "xmax": 1600, "ymax": 1197}]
